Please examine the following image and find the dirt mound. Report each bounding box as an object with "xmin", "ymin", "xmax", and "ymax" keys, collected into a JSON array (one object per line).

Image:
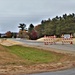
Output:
[
  {"xmin": 0, "ymin": 39, "xmax": 22, "ymax": 46},
  {"xmin": 37, "ymin": 37, "xmax": 61, "ymax": 42}
]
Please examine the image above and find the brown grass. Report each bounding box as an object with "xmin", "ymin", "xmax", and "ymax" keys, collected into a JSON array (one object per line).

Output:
[
  {"xmin": 0, "ymin": 44, "xmax": 75, "ymax": 75},
  {"xmin": 0, "ymin": 45, "xmax": 26, "ymax": 65}
]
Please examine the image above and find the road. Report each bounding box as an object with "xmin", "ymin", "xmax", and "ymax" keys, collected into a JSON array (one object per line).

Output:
[
  {"xmin": 12, "ymin": 39, "xmax": 75, "ymax": 75},
  {"xmin": 18, "ymin": 68, "xmax": 75, "ymax": 75},
  {"xmin": 13, "ymin": 39, "xmax": 75, "ymax": 52}
]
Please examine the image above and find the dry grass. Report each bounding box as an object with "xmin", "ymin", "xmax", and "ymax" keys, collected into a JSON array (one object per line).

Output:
[
  {"xmin": 0, "ymin": 39, "xmax": 75, "ymax": 75},
  {"xmin": 0, "ymin": 45, "xmax": 26, "ymax": 65}
]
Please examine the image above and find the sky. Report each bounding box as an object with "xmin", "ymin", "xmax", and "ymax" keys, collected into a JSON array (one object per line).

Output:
[{"xmin": 0, "ymin": 0, "xmax": 75, "ymax": 33}]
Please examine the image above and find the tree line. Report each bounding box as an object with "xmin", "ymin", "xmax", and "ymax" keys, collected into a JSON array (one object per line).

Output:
[
  {"xmin": 0, "ymin": 13, "xmax": 75, "ymax": 39},
  {"xmin": 35, "ymin": 13, "xmax": 75, "ymax": 37},
  {"xmin": 19, "ymin": 13, "xmax": 75, "ymax": 39}
]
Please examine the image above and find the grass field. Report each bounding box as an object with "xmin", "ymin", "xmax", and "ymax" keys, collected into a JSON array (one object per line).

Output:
[
  {"xmin": 0, "ymin": 44, "xmax": 75, "ymax": 74},
  {"xmin": 0, "ymin": 45, "xmax": 66, "ymax": 65}
]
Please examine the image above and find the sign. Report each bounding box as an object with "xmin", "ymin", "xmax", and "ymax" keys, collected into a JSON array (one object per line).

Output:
[{"xmin": 64, "ymin": 34, "xmax": 70, "ymax": 38}]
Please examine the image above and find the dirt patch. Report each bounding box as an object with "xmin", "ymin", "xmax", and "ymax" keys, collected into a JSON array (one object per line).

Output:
[
  {"xmin": 0, "ymin": 60, "xmax": 75, "ymax": 75},
  {"xmin": 0, "ymin": 39, "xmax": 22, "ymax": 46}
]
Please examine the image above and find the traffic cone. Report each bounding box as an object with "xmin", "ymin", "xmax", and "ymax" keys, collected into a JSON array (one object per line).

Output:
[{"xmin": 70, "ymin": 41, "xmax": 73, "ymax": 44}]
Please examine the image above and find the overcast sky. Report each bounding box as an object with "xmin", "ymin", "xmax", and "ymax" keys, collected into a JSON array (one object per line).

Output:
[{"xmin": 0, "ymin": 0, "xmax": 75, "ymax": 33}]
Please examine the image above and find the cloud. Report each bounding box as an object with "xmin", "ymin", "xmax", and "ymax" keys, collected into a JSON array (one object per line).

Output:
[{"xmin": 0, "ymin": 0, "xmax": 75, "ymax": 33}]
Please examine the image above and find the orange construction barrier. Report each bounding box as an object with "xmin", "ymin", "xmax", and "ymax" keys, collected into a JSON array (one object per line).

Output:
[
  {"xmin": 61, "ymin": 34, "xmax": 73, "ymax": 45},
  {"xmin": 44, "ymin": 35, "xmax": 56, "ymax": 45}
]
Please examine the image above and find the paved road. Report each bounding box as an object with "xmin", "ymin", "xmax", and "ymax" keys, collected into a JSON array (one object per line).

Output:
[
  {"xmin": 19, "ymin": 68, "xmax": 75, "ymax": 75},
  {"xmin": 13, "ymin": 39, "xmax": 75, "ymax": 52}
]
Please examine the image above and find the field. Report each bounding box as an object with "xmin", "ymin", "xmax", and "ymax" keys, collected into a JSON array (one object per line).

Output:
[
  {"xmin": 0, "ymin": 44, "xmax": 75, "ymax": 75},
  {"xmin": 0, "ymin": 45, "xmax": 64, "ymax": 65}
]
